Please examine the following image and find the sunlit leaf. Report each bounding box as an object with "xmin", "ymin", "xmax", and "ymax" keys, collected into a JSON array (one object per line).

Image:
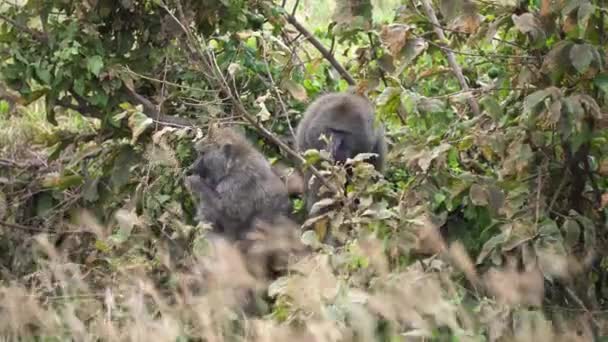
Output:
[{"xmin": 127, "ymin": 110, "xmax": 153, "ymax": 144}]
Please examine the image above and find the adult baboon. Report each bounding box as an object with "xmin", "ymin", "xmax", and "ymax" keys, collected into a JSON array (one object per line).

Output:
[
  {"xmin": 295, "ymin": 92, "xmax": 386, "ymax": 213},
  {"xmin": 185, "ymin": 127, "xmax": 290, "ymax": 240}
]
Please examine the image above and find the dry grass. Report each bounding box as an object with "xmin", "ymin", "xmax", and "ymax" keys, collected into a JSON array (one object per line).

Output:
[{"xmin": 0, "ymin": 210, "xmax": 599, "ymax": 341}]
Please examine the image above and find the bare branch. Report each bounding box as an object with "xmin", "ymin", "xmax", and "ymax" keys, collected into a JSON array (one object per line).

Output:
[{"xmin": 284, "ymin": 14, "xmax": 356, "ymax": 86}]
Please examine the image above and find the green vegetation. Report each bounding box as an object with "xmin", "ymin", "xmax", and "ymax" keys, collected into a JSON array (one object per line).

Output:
[{"xmin": 0, "ymin": 0, "xmax": 607, "ymax": 340}]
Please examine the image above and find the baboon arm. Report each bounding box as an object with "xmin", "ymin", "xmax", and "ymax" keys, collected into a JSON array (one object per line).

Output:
[{"xmin": 186, "ymin": 175, "xmax": 226, "ymax": 214}]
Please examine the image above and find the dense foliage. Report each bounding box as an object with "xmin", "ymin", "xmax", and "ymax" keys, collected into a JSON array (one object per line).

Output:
[{"xmin": 0, "ymin": 0, "xmax": 607, "ymax": 340}]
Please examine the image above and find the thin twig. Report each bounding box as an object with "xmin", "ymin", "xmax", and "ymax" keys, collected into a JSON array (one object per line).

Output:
[
  {"xmin": 420, "ymin": 0, "xmax": 480, "ymax": 116},
  {"xmin": 419, "ymin": 34, "xmax": 535, "ymax": 60},
  {"xmin": 291, "ymin": 0, "xmax": 300, "ymax": 17},
  {"xmin": 261, "ymin": 38, "xmax": 297, "ymax": 140}
]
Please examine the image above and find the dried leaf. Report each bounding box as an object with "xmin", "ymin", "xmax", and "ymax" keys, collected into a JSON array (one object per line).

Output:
[
  {"xmin": 282, "ymin": 80, "xmax": 308, "ymax": 102},
  {"xmin": 256, "ymin": 101, "xmax": 271, "ymax": 122},
  {"xmin": 448, "ymin": 13, "xmax": 483, "ymax": 34},
  {"xmin": 511, "ymin": 13, "xmax": 545, "ymax": 44},
  {"xmin": 541, "ymin": 41, "xmax": 573, "ymax": 83},
  {"xmin": 227, "ymin": 63, "xmax": 241, "ymax": 77},
  {"xmin": 503, "ymin": 221, "xmax": 536, "ymax": 251},
  {"xmin": 380, "ymin": 24, "xmax": 410, "ymax": 57},
  {"xmin": 469, "ymin": 184, "xmax": 488, "ymax": 206}
]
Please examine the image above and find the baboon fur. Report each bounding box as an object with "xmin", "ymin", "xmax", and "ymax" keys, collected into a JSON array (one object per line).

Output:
[
  {"xmin": 295, "ymin": 92, "xmax": 386, "ymax": 213},
  {"xmin": 185, "ymin": 127, "xmax": 290, "ymax": 240}
]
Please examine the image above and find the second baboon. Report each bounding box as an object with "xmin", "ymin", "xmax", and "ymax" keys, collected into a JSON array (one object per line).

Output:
[
  {"xmin": 295, "ymin": 92, "xmax": 386, "ymax": 213},
  {"xmin": 185, "ymin": 127, "xmax": 290, "ymax": 240}
]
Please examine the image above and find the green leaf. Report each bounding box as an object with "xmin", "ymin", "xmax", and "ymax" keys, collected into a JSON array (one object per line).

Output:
[
  {"xmin": 35, "ymin": 62, "xmax": 52, "ymax": 84},
  {"xmin": 569, "ymin": 43, "xmax": 594, "ymax": 74},
  {"xmin": 593, "ymin": 73, "xmax": 608, "ymax": 95},
  {"xmin": 35, "ymin": 193, "xmax": 54, "ymax": 217},
  {"xmin": 0, "ymin": 100, "xmax": 10, "ymax": 115},
  {"xmin": 400, "ymin": 91, "xmax": 418, "ymax": 114},
  {"xmin": 41, "ymin": 174, "xmax": 84, "ymax": 190},
  {"xmin": 86, "ymin": 55, "xmax": 104, "ymax": 77}
]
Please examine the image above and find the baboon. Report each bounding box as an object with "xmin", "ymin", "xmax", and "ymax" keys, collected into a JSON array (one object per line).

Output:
[
  {"xmin": 185, "ymin": 127, "xmax": 290, "ymax": 240},
  {"xmin": 295, "ymin": 92, "xmax": 386, "ymax": 213}
]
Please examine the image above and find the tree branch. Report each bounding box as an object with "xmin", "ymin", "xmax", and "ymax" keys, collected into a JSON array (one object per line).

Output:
[
  {"xmin": 0, "ymin": 13, "xmax": 48, "ymax": 43},
  {"xmin": 122, "ymin": 84, "xmax": 198, "ymax": 126},
  {"xmin": 284, "ymin": 13, "xmax": 356, "ymax": 86},
  {"xmin": 419, "ymin": 0, "xmax": 480, "ymax": 116}
]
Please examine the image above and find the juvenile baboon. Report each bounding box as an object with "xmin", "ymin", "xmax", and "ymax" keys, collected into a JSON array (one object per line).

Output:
[
  {"xmin": 295, "ymin": 92, "xmax": 386, "ymax": 213},
  {"xmin": 185, "ymin": 127, "xmax": 290, "ymax": 240}
]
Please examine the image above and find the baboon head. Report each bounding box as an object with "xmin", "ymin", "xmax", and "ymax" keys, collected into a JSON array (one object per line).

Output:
[{"xmin": 187, "ymin": 128, "xmax": 250, "ymax": 185}]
